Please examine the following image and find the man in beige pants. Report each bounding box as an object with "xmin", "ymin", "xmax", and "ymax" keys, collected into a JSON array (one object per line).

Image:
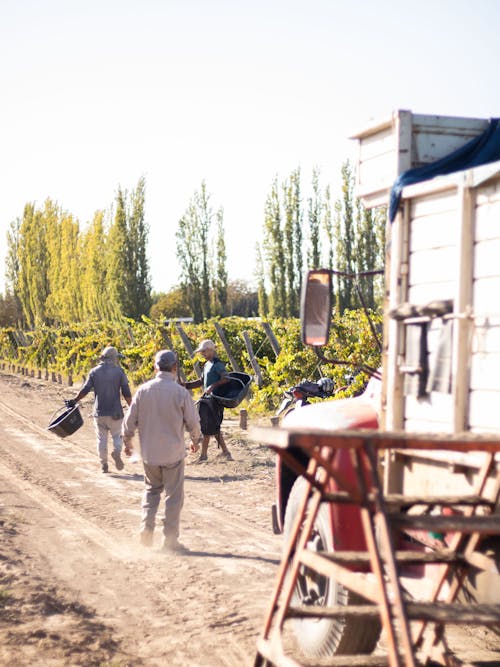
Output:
[{"xmin": 122, "ymin": 350, "xmax": 200, "ymax": 552}]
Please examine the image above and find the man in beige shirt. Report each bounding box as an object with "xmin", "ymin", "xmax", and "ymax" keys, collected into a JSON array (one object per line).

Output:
[{"xmin": 122, "ymin": 350, "xmax": 200, "ymax": 552}]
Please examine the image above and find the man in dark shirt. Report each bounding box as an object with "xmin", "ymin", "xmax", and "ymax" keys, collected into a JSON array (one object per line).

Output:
[
  {"xmin": 184, "ymin": 339, "xmax": 232, "ymax": 462},
  {"xmin": 68, "ymin": 346, "xmax": 132, "ymax": 473}
]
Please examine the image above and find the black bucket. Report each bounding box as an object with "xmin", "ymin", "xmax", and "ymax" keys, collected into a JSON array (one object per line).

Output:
[
  {"xmin": 47, "ymin": 404, "xmax": 84, "ymax": 438},
  {"xmin": 211, "ymin": 372, "xmax": 252, "ymax": 408}
]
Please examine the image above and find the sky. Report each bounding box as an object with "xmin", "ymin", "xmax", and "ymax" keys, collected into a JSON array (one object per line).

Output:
[{"xmin": 1, "ymin": 0, "xmax": 499, "ymax": 294}]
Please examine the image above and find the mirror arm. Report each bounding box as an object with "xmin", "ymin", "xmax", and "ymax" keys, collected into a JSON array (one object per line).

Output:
[{"xmin": 314, "ymin": 347, "xmax": 382, "ymax": 381}]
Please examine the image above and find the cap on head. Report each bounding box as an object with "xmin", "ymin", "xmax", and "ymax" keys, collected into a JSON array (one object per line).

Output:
[
  {"xmin": 195, "ymin": 339, "xmax": 216, "ymax": 353},
  {"xmin": 100, "ymin": 346, "xmax": 122, "ymax": 360},
  {"xmin": 155, "ymin": 349, "xmax": 177, "ymax": 371}
]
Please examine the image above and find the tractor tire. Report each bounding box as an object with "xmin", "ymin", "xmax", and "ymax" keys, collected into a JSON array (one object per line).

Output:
[{"xmin": 283, "ymin": 476, "xmax": 381, "ymax": 656}]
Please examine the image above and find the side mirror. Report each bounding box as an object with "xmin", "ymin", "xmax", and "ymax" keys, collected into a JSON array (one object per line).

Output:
[{"xmin": 301, "ymin": 269, "xmax": 332, "ymax": 346}]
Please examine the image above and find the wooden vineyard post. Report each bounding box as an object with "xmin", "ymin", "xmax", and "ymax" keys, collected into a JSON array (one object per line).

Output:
[
  {"xmin": 241, "ymin": 331, "xmax": 263, "ymax": 387},
  {"xmin": 261, "ymin": 321, "xmax": 281, "ymax": 357},
  {"xmin": 213, "ymin": 321, "xmax": 241, "ymax": 372},
  {"xmin": 174, "ymin": 323, "xmax": 202, "ymax": 379}
]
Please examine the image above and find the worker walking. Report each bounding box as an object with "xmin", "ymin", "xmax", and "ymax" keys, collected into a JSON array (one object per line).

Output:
[
  {"xmin": 122, "ymin": 349, "xmax": 200, "ymax": 552},
  {"xmin": 67, "ymin": 346, "xmax": 132, "ymax": 473},
  {"xmin": 184, "ymin": 339, "xmax": 232, "ymax": 462}
]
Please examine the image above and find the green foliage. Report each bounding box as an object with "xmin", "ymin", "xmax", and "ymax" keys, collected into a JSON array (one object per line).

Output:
[{"xmin": 0, "ymin": 310, "xmax": 382, "ymax": 414}]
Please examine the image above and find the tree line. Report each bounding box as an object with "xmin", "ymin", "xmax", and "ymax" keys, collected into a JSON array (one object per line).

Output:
[
  {"xmin": 1, "ymin": 161, "xmax": 386, "ymax": 327},
  {"xmin": 3, "ymin": 177, "xmax": 151, "ymax": 327},
  {"xmin": 255, "ymin": 162, "xmax": 385, "ymax": 318}
]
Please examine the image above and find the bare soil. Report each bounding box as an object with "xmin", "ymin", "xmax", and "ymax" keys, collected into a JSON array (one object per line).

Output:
[{"xmin": 0, "ymin": 370, "xmax": 499, "ymax": 666}]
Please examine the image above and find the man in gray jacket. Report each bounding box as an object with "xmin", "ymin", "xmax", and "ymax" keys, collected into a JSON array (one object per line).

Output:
[
  {"xmin": 68, "ymin": 346, "xmax": 132, "ymax": 473},
  {"xmin": 122, "ymin": 349, "xmax": 201, "ymax": 552}
]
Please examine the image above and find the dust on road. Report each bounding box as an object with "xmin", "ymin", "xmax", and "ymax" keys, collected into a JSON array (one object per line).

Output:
[{"xmin": 0, "ymin": 370, "xmax": 280, "ymax": 666}]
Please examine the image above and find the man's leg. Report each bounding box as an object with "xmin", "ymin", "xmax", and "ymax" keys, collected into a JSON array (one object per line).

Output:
[
  {"xmin": 141, "ymin": 463, "xmax": 163, "ymax": 544},
  {"xmin": 199, "ymin": 435, "xmax": 210, "ymax": 460},
  {"xmin": 93, "ymin": 417, "xmax": 109, "ymax": 472},
  {"xmin": 109, "ymin": 418, "xmax": 124, "ymax": 470},
  {"xmin": 161, "ymin": 459, "xmax": 185, "ymax": 547},
  {"xmin": 215, "ymin": 431, "xmax": 232, "ymax": 459}
]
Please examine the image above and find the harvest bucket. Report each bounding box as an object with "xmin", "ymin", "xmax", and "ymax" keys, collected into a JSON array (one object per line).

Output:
[
  {"xmin": 212, "ymin": 372, "xmax": 252, "ymax": 408},
  {"xmin": 47, "ymin": 404, "xmax": 84, "ymax": 438}
]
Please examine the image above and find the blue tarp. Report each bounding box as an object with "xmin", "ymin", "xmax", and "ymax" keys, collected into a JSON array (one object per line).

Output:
[{"xmin": 389, "ymin": 118, "xmax": 500, "ymax": 222}]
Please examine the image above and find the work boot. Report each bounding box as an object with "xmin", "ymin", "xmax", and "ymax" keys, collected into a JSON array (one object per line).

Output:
[
  {"xmin": 161, "ymin": 537, "xmax": 188, "ymax": 554},
  {"xmin": 140, "ymin": 529, "xmax": 154, "ymax": 547},
  {"xmin": 111, "ymin": 450, "xmax": 124, "ymax": 471},
  {"xmin": 101, "ymin": 462, "xmax": 109, "ymax": 473}
]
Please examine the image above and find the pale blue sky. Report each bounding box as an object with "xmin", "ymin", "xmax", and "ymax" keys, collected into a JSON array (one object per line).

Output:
[{"xmin": 1, "ymin": 0, "xmax": 499, "ymax": 293}]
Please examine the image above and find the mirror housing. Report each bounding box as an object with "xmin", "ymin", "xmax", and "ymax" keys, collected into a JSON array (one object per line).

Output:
[{"xmin": 300, "ymin": 269, "xmax": 332, "ymax": 346}]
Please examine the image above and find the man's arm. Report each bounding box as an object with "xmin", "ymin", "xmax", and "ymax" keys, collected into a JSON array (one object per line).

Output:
[
  {"xmin": 121, "ymin": 371, "xmax": 132, "ymax": 406},
  {"xmin": 183, "ymin": 392, "xmax": 201, "ymax": 451},
  {"xmin": 66, "ymin": 372, "xmax": 93, "ymax": 406},
  {"xmin": 183, "ymin": 378, "xmax": 203, "ymax": 391},
  {"xmin": 121, "ymin": 394, "xmax": 138, "ymax": 453}
]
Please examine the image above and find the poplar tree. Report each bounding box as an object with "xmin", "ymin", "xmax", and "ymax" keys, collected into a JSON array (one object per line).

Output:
[
  {"xmin": 255, "ymin": 243, "xmax": 268, "ymax": 316},
  {"xmin": 176, "ymin": 200, "xmax": 203, "ymax": 322},
  {"xmin": 213, "ymin": 208, "xmax": 228, "ymax": 316},
  {"xmin": 323, "ymin": 184, "xmax": 334, "ymax": 271},
  {"xmin": 334, "ymin": 161, "xmax": 355, "ymax": 312},
  {"xmin": 17, "ymin": 203, "xmax": 50, "ymax": 326},
  {"xmin": 196, "ymin": 181, "xmax": 212, "ymax": 320},
  {"xmin": 108, "ymin": 187, "xmax": 129, "ymax": 315},
  {"xmin": 81, "ymin": 211, "xmax": 118, "ymax": 320},
  {"xmin": 263, "ymin": 178, "xmax": 286, "ymax": 316},
  {"xmin": 307, "ymin": 167, "xmax": 322, "ymax": 269},
  {"xmin": 128, "ymin": 176, "xmax": 152, "ymax": 318},
  {"xmin": 283, "ymin": 167, "xmax": 302, "ymax": 317},
  {"xmin": 5, "ymin": 217, "xmax": 23, "ymax": 324}
]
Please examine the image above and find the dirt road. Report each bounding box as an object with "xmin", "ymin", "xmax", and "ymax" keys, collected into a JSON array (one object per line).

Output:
[
  {"xmin": 1, "ymin": 370, "xmax": 499, "ymax": 666},
  {"xmin": 0, "ymin": 371, "xmax": 281, "ymax": 666}
]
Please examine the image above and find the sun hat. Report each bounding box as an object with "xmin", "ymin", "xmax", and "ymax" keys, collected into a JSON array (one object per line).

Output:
[
  {"xmin": 195, "ymin": 339, "xmax": 216, "ymax": 353},
  {"xmin": 100, "ymin": 346, "xmax": 123, "ymax": 360},
  {"xmin": 154, "ymin": 349, "xmax": 178, "ymax": 371}
]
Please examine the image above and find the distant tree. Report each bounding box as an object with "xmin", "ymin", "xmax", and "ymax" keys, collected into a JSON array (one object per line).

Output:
[
  {"xmin": 0, "ymin": 291, "xmax": 22, "ymax": 327},
  {"xmin": 176, "ymin": 196, "xmax": 203, "ymax": 323},
  {"xmin": 213, "ymin": 207, "xmax": 228, "ymax": 316},
  {"xmin": 334, "ymin": 161, "xmax": 356, "ymax": 312},
  {"xmin": 80, "ymin": 210, "xmax": 119, "ymax": 320},
  {"xmin": 307, "ymin": 167, "xmax": 322, "ymax": 269},
  {"xmin": 323, "ymin": 184, "xmax": 334, "ymax": 271},
  {"xmin": 108, "ymin": 187, "xmax": 130, "ymax": 315},
  {"xmin": 176, "ymin": 181, "xmax": 226, "ymax": 322},
  {"xmin": 196, "ymin": 181, "xmax": 213, "ymax": 320},
  {"xmin": 150, "ymin": 287, "xmax": 191, "ymax": 320},
  {"xmin": 5, "ymin": 217, "xmax": 23, "ymax": 325},
  {"xmin": 255, "ymin": 243, "xmax": 268, "ymax": 316},
  {"xmin": 128, "ymin": 176, "xmax": 152, "ymax": 318},
  {"xmin": 17, "ymin": 203, "xmax": 50, "ymax": 327},
  {"xmin": 108, "ymin": 178, "xmax": 151, "ymax": 320},
  {"xmin": 226, "ymin": 280, "xmax": 259, "ymax": 317},
  {"xmin": 283, "ymin": 167, "xmax": 302, "ymax": 316},
  {"xmin": 263, "ymin": 178, "xmax": 286, "ymax": 316}
]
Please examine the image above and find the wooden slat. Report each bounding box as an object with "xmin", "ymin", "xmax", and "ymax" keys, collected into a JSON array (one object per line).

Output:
[
  {"xmin": 406, "ymin": 602, "xmax": 500, "ymax": 623},
  {"xmin": 388, "ymin": 514, "xmax": 500, "ymax": 533},
  {"xmin": 256, "ymin": 638, "xmax": 393, "ymax": 667},
  {"xmin": 250, "ymin": 426, "xmax": 500, "ymax": 454},
  {"xmin": 319, "ymin": 549, "xmax": 461, "ymax": 565},
  {"xmin": 298, "ymin": 550, "xmax": 380, "ymax": 603},
  {"xmin": 383, "ymin": 493, "xmax": 494, "ymax": 508},
  {"xmin": 285, "ymin": 604, "xmax": 380, "ymax": 619}
]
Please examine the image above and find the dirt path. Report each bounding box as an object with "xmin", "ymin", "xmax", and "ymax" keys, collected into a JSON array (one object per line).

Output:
[
  {"xmin": 1, "ymin": 370, "xmax": 499, "ymax": 666},
  {"xmin": 0, "ymin": 371, "xmax": 280, "ymax": 666}
]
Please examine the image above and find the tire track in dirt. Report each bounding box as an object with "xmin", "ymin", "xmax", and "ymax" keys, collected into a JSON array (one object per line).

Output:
[{"xmin": 0, "ymin": 374, "xmax": 281, "ymax": 666}]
